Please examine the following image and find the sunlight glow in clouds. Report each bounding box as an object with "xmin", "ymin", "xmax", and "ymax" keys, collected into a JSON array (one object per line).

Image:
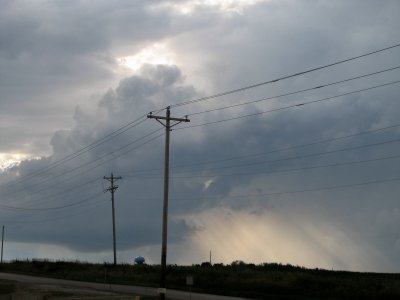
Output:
[
  {"xmin": 154, "ymin": 0, "xmax": 265, "ymax": 15},
  {"xmin": 0, "ymin": 153, "xmax": 30, "ymax": 171},
  {"xmin": 117, "ymin": 43, "xmax": 174, "ymax": 72}
]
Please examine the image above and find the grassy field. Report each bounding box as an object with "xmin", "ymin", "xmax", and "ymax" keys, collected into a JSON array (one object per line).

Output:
[{"xmin": 0, "ymin": 260, "xmax": 399, "ymax": 299}]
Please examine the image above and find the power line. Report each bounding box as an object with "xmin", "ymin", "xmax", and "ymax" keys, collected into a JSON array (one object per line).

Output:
[
  {"xmin": 0, "ymin": 128, "xmax": 163, "ymax": 197},
  {"xmin": 0, "ymin": 131, "xmax": 163, "ymax": 211},
  {"xmin": 42, "ymin": 129, "xmax": 162, "ymax": 182},
  {"xmin": 0, "ymin": 191, "xmax": 103, "ymax": 212},
  {"xmin": 119, "ymin": 174, "xmax": 400, "ymax": 204},
  {"xmin": 169, "ymin": 42, "xmax": 400, "ymax": 108},
  {"xmin": 177, "ymin": 80, "xmax": 400, "ymax": 130},
  {"xmin": 33, "ymin": 131, "xmax": 164, "ymax": 194},
  {"xmin": 160, "ymin": 153, "xmax": 400, "ymax": 179},
  {"xmin": 170, "ymin": 177, "xmax": 400, "ymax": 202},
  {"xmin": 1, "ymin": 177, "xmax": 101, "ymax": 209},
  {"xmin": 6, "ymin": 198, "xmax": 109, "ymax": 225},
  {"xmin": 42, "ymin": 131, "xmax": 163, "ymax": 187},
  {"xmin": 163, "ymin": 138, "xmax": 400, "ymax": 174},
  {"xmin": 187, "ymin": 66, "xmax": 400, "ymax": 116},
  {"xmin": 29, "ymin": 177, "xmax": 100, "ymax": 200},
  {"xmin": 2, "ymin": 131, "xmax": 163, "ymax": 209},
  {"xmin": 0, "ymin": 115, "xmax": 148, "ymax": 190},
  {"xmin": 127, "ymin": 137, "xmax": 400, "ymax": 176},
  {"xmin": 122, "ymin": 122, "xmax": 400, "ymax": 175}
]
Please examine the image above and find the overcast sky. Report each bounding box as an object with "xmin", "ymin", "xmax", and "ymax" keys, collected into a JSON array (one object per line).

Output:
[{"xmin": 1, "ymin": 0, "xmax": 400, "ymax": 272}]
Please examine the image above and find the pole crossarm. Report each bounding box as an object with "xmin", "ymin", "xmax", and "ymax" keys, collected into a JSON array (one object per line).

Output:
[
  {"xmin": 103, "ymin": 175, "xmax": 122, "ymax": 191},
  {"xmin": 148, "ymin": 114, "xmax": 190, "ymax": 122},
  {"xmin": 147, "ymin": 107, "xmax": 190, "ymax": 128}
]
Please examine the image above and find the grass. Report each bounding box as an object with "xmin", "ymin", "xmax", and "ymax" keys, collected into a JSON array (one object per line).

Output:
[
  {"xmin": 0, "ymin": 279, "xmax": 15, "ymax": 295},
  {"xmin": 0, "ymin": 260, "xmax": 400, "ymax": 299}
]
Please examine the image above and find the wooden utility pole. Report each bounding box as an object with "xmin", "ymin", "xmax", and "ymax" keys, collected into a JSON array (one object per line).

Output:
[
  {"xmin": 147, "ymin": 107, "xmax": 189, "ymax": 300},
  {"xmin": 104, "ymin": 173, "xmax": 122, "ymax": 266}
]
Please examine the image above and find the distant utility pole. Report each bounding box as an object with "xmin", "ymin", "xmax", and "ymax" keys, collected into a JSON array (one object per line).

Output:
[
  {"xmin": 1, "ymin": 225, "xmax": 4, "ymax": 263},
  {"xmin": 104, "ymin": 173, "xmax": 122, "ymax": 266},
  {"xmin": 147, "ymin": 107, "xmax": 190, "ymax": 300}
]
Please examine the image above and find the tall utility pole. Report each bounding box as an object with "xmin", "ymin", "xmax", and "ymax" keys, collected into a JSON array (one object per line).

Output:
[
  {"xmin": 1, "ymin": 225, "xmax": 4, "ymax": 263},
  {"xmin": 147, "ymin": 107, "xmax": 190, "ymax": 300},
  {"xmin": 104, "ymin": 173, "xmax": 122, "ymax": 266}
]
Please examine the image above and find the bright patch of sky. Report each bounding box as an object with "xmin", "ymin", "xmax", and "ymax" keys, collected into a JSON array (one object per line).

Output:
[
  {"xmin": 117, "ymin": 43, "xmax": 175, "ymax": 72},
  {"xmin": 177, "ymin": 206, "xmax": 392, "ymax": 272},
  {"xmin": 150, "ymin": 0, "xmax": 265, "ymax": 15},
  {"xmin": 0, "ymin": 153, "xmax": 30, "ymax": 172}
]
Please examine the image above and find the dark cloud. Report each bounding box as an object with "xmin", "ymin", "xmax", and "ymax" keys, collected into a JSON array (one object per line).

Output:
[
  {"xmin": 0, "ymin": 64, "xmax": 200, "ymax": 253},
  {"xmin": 0, "ymin": 0, "xmax": 196, "ymax": 155}
]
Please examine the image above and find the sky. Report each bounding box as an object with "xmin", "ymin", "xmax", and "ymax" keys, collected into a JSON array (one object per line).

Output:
[{"xmin": 1, "ymin": 0, "xmax": 400, "ymax": 273}]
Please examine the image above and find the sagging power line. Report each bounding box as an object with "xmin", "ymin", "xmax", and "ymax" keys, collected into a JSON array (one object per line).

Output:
[
  {"xmin": 169, "ymin": 42, "xmax": 400, "ymax": 108},
  {"xmin": 0, "ymin": 130, "xmax": 163, "ymax": 203},
  {"xmin": 0, "ymin": 116, "xmax": 147, "ymax": 191},
  {"xmin": 178, "ymin": 80, "xmax": 400, "ymax": 130},
  {"xmin": 111, "ymin": 174, "xmax": 400, "ymax": 205},
  {"xmin": 122, "ymin": 122, "xmax": 400, "ymax": 176},
  {"xmin": 0, "ymin": 191, "xmax": 103, "ymax": 212},
  {"xmin": 123, "ymin": 153, "xmax": 400, "ymax": 180},
  {"xmin": 186, "ymin": 65, "xmax": 400, "ymax": 116}
]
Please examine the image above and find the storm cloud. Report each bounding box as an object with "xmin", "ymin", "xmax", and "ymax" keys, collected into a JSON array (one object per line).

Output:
[{"xmin": 0, "ymin": 0, "xmax": 400, "ymax": 271}]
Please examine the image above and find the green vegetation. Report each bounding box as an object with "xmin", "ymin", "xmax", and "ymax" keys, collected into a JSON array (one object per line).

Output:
[{"xmin": 0, "ymin": 260, "xmax": 400, "ymax": 299}]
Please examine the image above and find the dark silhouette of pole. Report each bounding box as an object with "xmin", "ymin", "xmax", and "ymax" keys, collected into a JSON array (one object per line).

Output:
[
  {"xmin": 147, "ymin": 107, "xmax": 189, "ymax": 300},
  {"xmin": 104, "ymin": 173, "xmax": 122, "ymax": 265},
  {"xmin": 1, "ymin": 225, "xmax": 4, "ymax": 263}
]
